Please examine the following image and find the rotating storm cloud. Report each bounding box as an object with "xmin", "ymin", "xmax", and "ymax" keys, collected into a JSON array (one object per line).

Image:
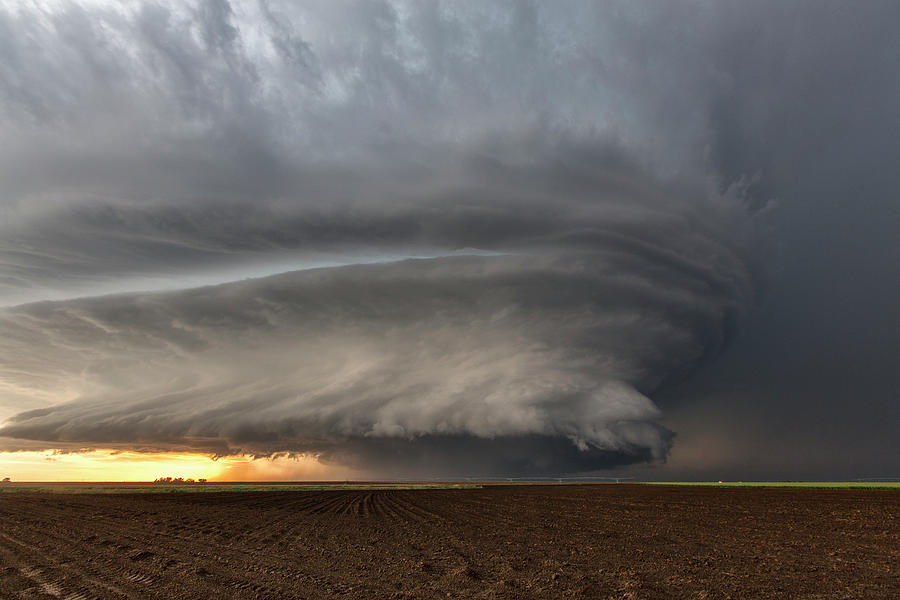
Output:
[{"xmin": 0, "ymin": 1, "xmax": 773, "ymax": 475}]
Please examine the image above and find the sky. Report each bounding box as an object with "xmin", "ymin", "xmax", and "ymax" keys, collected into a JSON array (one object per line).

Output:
[{"xmin": 0, "ymin": 0, "xmax": 897, "ymax": 481}]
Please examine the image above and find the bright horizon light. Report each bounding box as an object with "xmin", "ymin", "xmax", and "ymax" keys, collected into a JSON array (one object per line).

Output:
[{"xmin": 0, "ymin": 450, "xmax": 360, "ymax": 482}]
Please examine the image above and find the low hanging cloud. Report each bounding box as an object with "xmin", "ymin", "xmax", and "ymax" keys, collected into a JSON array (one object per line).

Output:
[
  {"xmin": 0, "ymin": 1, "xmax": 770, "ymax": 474},
  {"xmin": 0, "ymin": 154, "xmax": 758, "ymax": 473}
]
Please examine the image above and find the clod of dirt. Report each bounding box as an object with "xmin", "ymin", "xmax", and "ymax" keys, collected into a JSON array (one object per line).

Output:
[
  {"xmin": 452, "ymin": 565, "xmax": 481, "ymax": 580},
  {"xmin": 418, "ymin": 561, "xmax": 435, "ymax": 573}
]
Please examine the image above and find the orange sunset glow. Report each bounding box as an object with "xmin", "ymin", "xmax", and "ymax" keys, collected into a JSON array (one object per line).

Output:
[{"xmin": 0, "ymin": 450, "xmax": 360, "ymax": 482}]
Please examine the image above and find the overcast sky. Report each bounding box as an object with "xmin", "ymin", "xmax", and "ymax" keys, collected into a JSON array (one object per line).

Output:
[{"xmin": 0, "ymin": 0, "xmax": 897, "ymax": 479}]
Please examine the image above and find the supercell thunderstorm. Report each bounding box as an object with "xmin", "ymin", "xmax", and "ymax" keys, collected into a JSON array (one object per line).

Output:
[{"xmin": 0, "ymin": 1, "xmax": 764, "ymax": 474}]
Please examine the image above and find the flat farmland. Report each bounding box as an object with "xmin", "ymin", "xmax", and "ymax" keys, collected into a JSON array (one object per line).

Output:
[{"xmin": 0, "ymin": 484, "xmax": 896, "ymax": 599}]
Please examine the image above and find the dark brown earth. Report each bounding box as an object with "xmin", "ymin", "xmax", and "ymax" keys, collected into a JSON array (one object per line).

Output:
[{"xmin": 0, "ymin": 484, "xmax": 897, "ymax": 599}]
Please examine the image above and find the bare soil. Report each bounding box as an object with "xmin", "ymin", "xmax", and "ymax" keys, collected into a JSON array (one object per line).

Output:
[{"xmin": 0, "ymin": 484, "xmax": 896, "ymax": 599}]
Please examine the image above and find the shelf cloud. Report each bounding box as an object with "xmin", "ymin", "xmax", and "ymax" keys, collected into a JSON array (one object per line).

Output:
[{"xmin": 0, "ymin": 147, "xmax": 758, "ymax": 473}]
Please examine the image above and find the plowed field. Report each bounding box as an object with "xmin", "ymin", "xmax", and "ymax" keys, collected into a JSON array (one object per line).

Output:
[{"xmin": 1, "ymin": 484, "xmax": 897, "ymax": 599}]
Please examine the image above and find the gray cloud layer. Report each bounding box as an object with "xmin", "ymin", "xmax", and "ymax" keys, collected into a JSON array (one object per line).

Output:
[
  {"xmin": 0, "ymin": 159, "xmax": 756, "ymax": 471},
  {"xmin": 2, "ymin": 1, "xmax": 895, "ymax": 476},
  {"xmin": 0, "ymin": 0, "xmax": 736, "ymax": 304}
]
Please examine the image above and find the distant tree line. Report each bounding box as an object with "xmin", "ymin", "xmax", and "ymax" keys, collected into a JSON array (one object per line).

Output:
[{"xmin": 153, "ymin": 477, "xmax": 207, "ymax": 484}]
